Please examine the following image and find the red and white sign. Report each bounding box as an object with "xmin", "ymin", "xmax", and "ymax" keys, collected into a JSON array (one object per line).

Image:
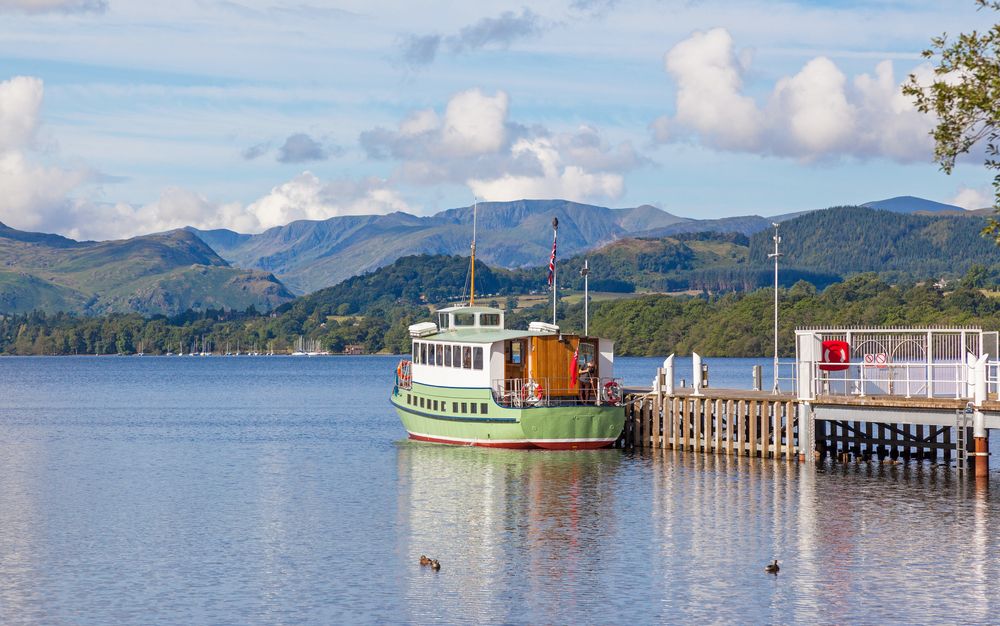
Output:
[{"xmin": 864, "ymin": 353, "xmax": 888, "ymax": 369}]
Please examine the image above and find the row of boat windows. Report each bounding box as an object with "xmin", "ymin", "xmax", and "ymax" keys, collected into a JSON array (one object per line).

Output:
[
  {"xmin": 438, "ymin": 312, "xmax": 501, "ymax": 329},
  {"xmin": 413, "ymin": 342, "xmax": 484, "ymax": 370},
  {"xmin": 405, "ymin": 393, "xmax": 489, "ymax": 415}
]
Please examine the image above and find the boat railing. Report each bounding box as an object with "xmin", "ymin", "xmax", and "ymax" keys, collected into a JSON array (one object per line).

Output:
[{"xmin": 491, "ymin": 377, "xmax": 624, "ymax": 408}]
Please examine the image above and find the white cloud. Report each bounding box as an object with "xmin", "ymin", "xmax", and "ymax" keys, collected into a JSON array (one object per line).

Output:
[
  {"xmin": 441, "ymin": 89, "xmax": 508, "ymax": 156},
  {"xmin": 469, "ymin": 137, "xmax": 624, "ymax": 202},
  {"xmin": 655, "ymin": 27, "xmax": 936, "ymax": 162},
  {"xmin": 361, "ymin": 88, "xmax": 509, "ymax": 161},
  {"xmin": 662, "ymin": 28, "xmax": 762, "ymax": 151},
  {"xmin": 246, "ymin": 172, "xmax": 413, "ymax": 229},
  {"xmin": 0, "ymin": 76, "xmax": 43, "ymax": 153},
  {"xmin": 360, "ymin": 89, "xmax": 642, "ymax": 203},
  {"xmin": 950, "ymin": 187, "xmax": 993, "ymax": 211},
  {"xmin": 0, "ymin": 75, "xmax": 101, "ymax": 235}
]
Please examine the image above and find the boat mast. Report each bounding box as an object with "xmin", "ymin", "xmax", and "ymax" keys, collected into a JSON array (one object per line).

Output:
[{"xmin": 469, "ymin": 198, "xmax": 477, "ymax": 307}]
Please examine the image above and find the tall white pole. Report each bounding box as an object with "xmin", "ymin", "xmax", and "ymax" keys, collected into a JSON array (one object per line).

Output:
[
  {"xmin": 581, "ymin": 259, "xmax": 590, "ymax": 335},
  {"xmin": 768, "ymin": 223, "xmax": 783, "ymax": 394}
]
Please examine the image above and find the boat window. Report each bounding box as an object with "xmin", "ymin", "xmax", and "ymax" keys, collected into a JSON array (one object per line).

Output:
[
  {"xmin": 454, "ymin": 313, "xmax": 475, "ymax": 326},
  {"xmin": 419, "ymin": 397, "xmax": 425, "ymax": 408},
  {"xmin": 578, "ymin": 342, "xmax": 597, "ymax": 372},
  {"xmin": 507, "ymin": 341, "xmax": 522, "ymax": 365},
  {"xmin": 406, "ymin": 394, "xmax": 411, "ymax": 404},
  {"xmin": 412, "ymin": 341, "xmax": 419, "ymax": 364},
  {"xmin": 436, "ymin": 344, "xmax": 443, "ymax": 366},
  {"xmin": 480, "ymin": 403, "xmax": 488, "ymax": 414},
  {"xmin": 428, "ymin": 344, "xmax": 436, "ymax": 366},
  {"xmin": 470, "ymin": 403, "xmax": 477, "ymax": 414},
  {"xmin": 452, "ymin": 402, "xmax": 459, "ymax": 413},
  {"xmin": 420, "ymin": 343, "xmax": 427, "ymax": 365},
  {"xmin": 444, "ymin": 345, "xmax": 452, "ymax": 367},
  {"xmin": 433, "ymin": 400, "xmax": 438, "ymax": 411},
  {"xmin": 461, "ymin": 402, "xmax": 467, "ymax": 413},
  {"xmin": 453, "ymin": 345, "xmax": 461, "ymax": 367},
  {"xmin": 480, "ymin": 313, "xmax": 500, "ymax": 327},
  {"xmin": 462, "ymin": 346, "xmax": 472, "ymax": 369},
  {"xmin": 473, "ymin": 347, "xmax": 483, "ymax": 370},
  {"xmin": 438, "ymin": 313, "xmax": 450, "ymax": 329}
]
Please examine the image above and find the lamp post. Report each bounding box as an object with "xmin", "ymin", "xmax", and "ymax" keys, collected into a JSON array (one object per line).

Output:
[
  {"xmin": 768, "ymin": 223, "xmax": 782, "ymax": 394},
  {"xmin": 580, "ymin": 259, "xmax": 590, "ymax": 336}
]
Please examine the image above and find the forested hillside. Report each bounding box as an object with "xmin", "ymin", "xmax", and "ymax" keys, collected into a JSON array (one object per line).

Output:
[{"xmin": 747, "ymin": 206, "xmax": 1000, "ymax": 280}]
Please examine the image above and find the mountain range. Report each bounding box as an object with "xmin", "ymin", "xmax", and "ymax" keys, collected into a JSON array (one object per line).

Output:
[
  {"xmin": 190, "ymin": 196, "xmax": 976, "ymax": 294},
  {"xmin": 0, "ymin": 196, "xmax": 987, "ymax": 316}
]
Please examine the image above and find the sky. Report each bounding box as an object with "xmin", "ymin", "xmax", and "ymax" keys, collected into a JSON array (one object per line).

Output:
[{"xmin": 0, "ymin": 0, "xmax": 995, "ymax": 240}]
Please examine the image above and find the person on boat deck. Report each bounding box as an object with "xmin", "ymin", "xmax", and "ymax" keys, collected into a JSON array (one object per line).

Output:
[{"xmin": 578, "ymin": 360, "xmax": 596, "ymax": 404}]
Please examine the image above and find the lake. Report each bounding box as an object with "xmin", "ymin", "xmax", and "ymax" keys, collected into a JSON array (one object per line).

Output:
[{"xmin": 0, "ymin": 355, "xmax": 998, "ymax": 623}]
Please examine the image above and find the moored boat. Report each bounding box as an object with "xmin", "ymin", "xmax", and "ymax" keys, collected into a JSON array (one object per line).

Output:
[{"xmin": 391, "ymin": 304, "xmax": 624, "ymax": 449}]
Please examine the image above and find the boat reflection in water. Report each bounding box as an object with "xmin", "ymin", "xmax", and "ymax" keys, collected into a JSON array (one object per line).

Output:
[{"xmin": 395, "ymin": 442, "xmax": 623, "ymax": 624}]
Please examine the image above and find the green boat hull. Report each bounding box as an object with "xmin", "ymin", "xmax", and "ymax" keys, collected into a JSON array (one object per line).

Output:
[{"xmin": 391, "ymin": 382, "xmax": 624, "ymax": 449}]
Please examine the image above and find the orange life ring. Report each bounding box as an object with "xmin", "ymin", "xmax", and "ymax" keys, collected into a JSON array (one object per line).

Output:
[{"xmin": 396, "ymin": 359, "xmax": 412, "ymax": 386}]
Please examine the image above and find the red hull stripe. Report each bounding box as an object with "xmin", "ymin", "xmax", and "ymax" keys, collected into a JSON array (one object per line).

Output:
[
  {"xmin": 408, "ymin": 432, "xmax": 536, "ymax": 449},
  {"xmin": 407, "ymin": 432, "xmax": 616, "ymax": 450}
]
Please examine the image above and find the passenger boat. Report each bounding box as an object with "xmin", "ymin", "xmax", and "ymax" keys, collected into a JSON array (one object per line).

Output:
[{"xmin": 390, "ymin": 207, "xmax": 625, "ymax": 450}]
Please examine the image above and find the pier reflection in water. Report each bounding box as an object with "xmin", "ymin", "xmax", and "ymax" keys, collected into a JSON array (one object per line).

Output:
[{"xmin": 398, "ymin": 443, "xmax": 1000, "ymax": 624}]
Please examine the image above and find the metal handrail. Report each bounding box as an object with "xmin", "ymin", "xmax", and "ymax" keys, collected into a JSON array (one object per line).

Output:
[
  {"xmin": 807, "ymin": 359, "xmax": 972, "ymax": 399},
  {"xmin": 491, "ymin": 377, "xmax": 623, "ymax": 408}
]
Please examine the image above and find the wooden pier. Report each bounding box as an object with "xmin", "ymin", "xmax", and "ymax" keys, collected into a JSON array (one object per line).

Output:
[
  {"xmin": 616, "ymin": 327, "xmax": 1000, "ymax": 475},
  {"xmin": 620, "ymin": 388, "xmax": 799, "ymax": 460},
  {"xmin": 620, "ymin": 387, "xmax": 985, "ymax": 469}
]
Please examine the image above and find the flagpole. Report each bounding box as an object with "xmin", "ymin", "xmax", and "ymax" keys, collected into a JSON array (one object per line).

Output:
[{"xmin": 552, "ymin": 217, "xmax": 558, "ymax": 326}]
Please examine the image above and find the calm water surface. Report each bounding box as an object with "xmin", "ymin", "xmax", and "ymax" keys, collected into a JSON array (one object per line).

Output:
[{"xmin": 0, "ymin": 356, "xmax": 999, "ymax": 624}]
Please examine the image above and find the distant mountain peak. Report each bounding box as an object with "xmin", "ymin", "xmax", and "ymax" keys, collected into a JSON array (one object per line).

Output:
[{"xmin": 862, "ymin": 196, "xmax": 966, "ymax": 214}]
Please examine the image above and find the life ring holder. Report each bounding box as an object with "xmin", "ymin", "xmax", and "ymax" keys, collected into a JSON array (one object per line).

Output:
[
  {"xmin": 602, "ymin": 380, "xmax": 621, "ymax": 405},
  {"xmin": 396, "ymin": 359, "xmax": 412, "ymax": 388},
  {"xmin": 521, "ymin": 379, "xmax": 544, "ymax": 406},
  {"xmin": 819, "ymin": 340, "xmax": 849, "ymax": 372}
]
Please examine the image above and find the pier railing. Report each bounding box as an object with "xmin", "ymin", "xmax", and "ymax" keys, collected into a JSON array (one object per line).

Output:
[
  {"xmin": 807, "ymin": 359, "xmax": 971, "ymax": 399},
  {"xmin": 491, "ymin": 377, "xmax": 624, "ymax": 408}
]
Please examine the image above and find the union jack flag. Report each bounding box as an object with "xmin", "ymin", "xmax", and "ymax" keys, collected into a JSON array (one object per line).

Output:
[{"xmin": 547, "ymin": 231, "xmax": 557, "ymax": 287}]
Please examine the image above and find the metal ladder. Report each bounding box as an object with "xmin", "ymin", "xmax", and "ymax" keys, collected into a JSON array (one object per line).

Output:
[{"xmin": 956, "ymin": 409, "xmax": 971, "ymax": 472}]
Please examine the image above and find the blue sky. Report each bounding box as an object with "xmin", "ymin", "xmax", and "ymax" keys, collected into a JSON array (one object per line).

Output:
[{"xmin": 0, "ymin": 0, "xmax": 995, "ymax": 239}]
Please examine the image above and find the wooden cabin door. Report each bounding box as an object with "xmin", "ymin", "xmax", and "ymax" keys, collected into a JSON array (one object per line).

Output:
[{"xmin": 505, "ymin": 339, "xmax": 526, "ymax": 385}]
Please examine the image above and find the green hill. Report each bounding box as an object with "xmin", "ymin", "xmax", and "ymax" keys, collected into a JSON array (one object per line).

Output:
[
  {"xmin": 0, "ymin": 224, "xmax": 295, "ymax": 315},
  {"xmin": 747, "ymin": 206, "xmax": 1000, "ymax": 281}
]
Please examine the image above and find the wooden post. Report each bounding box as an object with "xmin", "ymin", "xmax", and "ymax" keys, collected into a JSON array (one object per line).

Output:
[
  {"xmin": 665, "ymin": 394, "xmax": 674, "ymax": 449},
  {"xmin": 691, "ymin": 398, "xmax": 705, "ymax": 452},
  {"xmin": 653, "ymin": 394, "xmax": 662, "ymax": 449},
  {"xmin": 771, "ymin": 401, "xmax": 780, "ymax": 459},
  {"xmin": 785, "ymin": 401, "xmax": 794, "ymax": 460},
  {"xmin": 725, "ymin": 400, "xmax": 735, "ymax": 456},
  {"xmin": 715, "ymin": 399, "xmax": 723, "ymax": 454},
  {"xmin": 749, "ymin": 400, "xmax": 758, "ymax": 458},
  {"xmin": 736, "ymin": 400, "xmax": 745, "ymax": 456},
  {"xmin": 673, "ymin": 396, "xmax": 682, "ymax": 450}
]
